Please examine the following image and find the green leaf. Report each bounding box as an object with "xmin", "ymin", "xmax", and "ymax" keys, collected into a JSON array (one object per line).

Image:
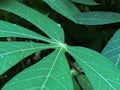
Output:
[
  {"xmin": 0, "ymin": 0, "xmax": 64, "ymax": 43},
  {"xmin": 75, "ymin": 11, "xmax": 120, "ymax": 25},
  {"xmin": 72, "ymin": 75, "xmax": 82, "ymax": 90},
  {"xmin": 73, "ymin": 62, "xmax": 93, "ymax": 90},
  {"xmin": 43, "ymin": 0, "xmax": 81, "ymax": 23},
  {"xmin": 76, "ymin": 75, "xmax": 93, "ymax": 90},
  {"xmin": 0, "ymin": 20, "xmax": 50, "ymax": 42},
  {"xmin": 2, "ymin": 48, "xmax": 73, "ymax": 90},
  {"xmin": 71, "ymin": 0, "xmax": 99, "ymax": 5},
  {"xmin": 102, "ymin": 29, "xmax": 120, "ymax": 68},
  {"xmin": 0, "ymin": 42, "xmax": 56, "ymax": 75},
  {"xmin": 30, "ymin": 0, "xmax": 52, "ymax": 16},
  {"xmin": 68, "ymin": 46, "xmax": 120, "ymax": 90}
]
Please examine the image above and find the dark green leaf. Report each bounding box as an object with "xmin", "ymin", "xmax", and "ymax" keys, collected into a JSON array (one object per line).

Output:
[
  {"xmin": 73, "ymin": 62, "xmax": 93, "ymax": 90},
  {"xmin": 72, "ymin": 75, "xmax": 82, "ymax": 90},
  {"xmin": 75, "ymin": 11, "xmax": 120, "ymax": 25},
  {"xmin": 76, "ymin": 75, "xmax": 93, "ymax": 90},
  {"xmin": 102, "ymin": 29, "xmax": 120, "ymax": 68},
  {"xmin": 71, "ymin": 0, "xmax": 99, "ymax": 5}
]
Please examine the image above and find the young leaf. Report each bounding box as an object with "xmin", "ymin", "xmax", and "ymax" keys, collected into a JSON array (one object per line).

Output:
[
  {"xmin": 74, "ymin": 11, "xmax": 120, "ymax": 25},
  {"xmin": 68, "ymin": 46, "xmax": 120, "ymax": 90},
  {"xmin": 0, "ymin": 0, "xmax": 64, "ymax": 43},
  {"xmin": 102, "ymin": 29, "xmax": 120, "ymax": 68},
  {"xmin": 0, "ymin": 20, "xmax": 50, "ymax": 42},
  {"xmin": 0, "ymin": 42, "xmax": 56, "ymax": 75},
  {"xmin": 71, "ymin": 0, "xmax": 99, "ymax": 5},
  {"xmin": 2, "ymin": 48, "xmax": 73, "ymax": 90},
  {"xmin": 43, "ymin": 0, "xmax": 81, "ymax": 23}
]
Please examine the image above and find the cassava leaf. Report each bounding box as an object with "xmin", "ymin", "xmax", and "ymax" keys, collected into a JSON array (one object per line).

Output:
[
  {"xmin": 0, "ymin": 0, "xmax": 64, "ymax": 43},
  {"xmin": 74, "ymin": 11, "xmax": 120, "ymax": 25},
  {"xmin": 0, "ymin": 42, "xmax": 56, "ymax": 75},
  {"xmin": 102, "ymin": 29, "xmax": 120, "ymax": 68},
  {"xmin": 73, "ymin": 62, "xmax": 93, "ymax": 90},
  {"xmin": 0, "ymin": 20, "xmax": 50, "ymax": 42},
  {"xmin": 43, "ymin": 0, "xmax": 81, "ymax": 23},
  {"xmin": 72, "ymin": 75, "xmax": 82, "ymax": 90},
  {"xmin": 30, "ymin": 0, "xmax": 51, "ymax": 16},
  {"xmin": 76, "ymin": 75, "xmax": 93, "ymax": 90},
  {"xmin": 71, "ymin": 0, "xmax": 99, "ymax": 5},
  {"xmin": 68, "ymin": 46, "xmax": 120, "ymax": 90},
  {"xmin": 2, "ymin": 48, "xmax": 73, "ymax": 90}
]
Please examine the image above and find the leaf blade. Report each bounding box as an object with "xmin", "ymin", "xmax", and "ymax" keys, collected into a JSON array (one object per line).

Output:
[
  {"xmin": 0, "ymin": 42, "xmax": 56, "ymax": 75},
  {"xmin": 2, "ymin": 48, "xmax": 73, "ymax": 90},
  {"xmin": 68, "ymin": 46, "xmax": 120, "ymax": 90},
  {"xmin": 0, "ymin": 0, "xmax": 64, "ymax": 42},
  {"xmin": 0, "ymin": 20, "xmax": 50, "ymax": 42},
  {"xmin": 71, "ymin": 0, "xmax": 99, "ymax": 5},
  {"xmin": 43, "ymin": 0, "xmax": 81, "ymax": 23},
  {"xmin": 73, "ymin": 62, "xmax": 93, "ymax": 90},
  {"xmin": 102, "ymin": 29, "xmax": 120, "ymax": 68},
  {"xmin": 75, "ymin": 11, "xmax": 120, "ymax": 25}
]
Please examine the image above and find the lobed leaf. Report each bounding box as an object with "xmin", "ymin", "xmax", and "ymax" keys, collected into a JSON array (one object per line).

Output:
[
  {"xmin": 72, "ymin": 75, "xmax": 82, "ymax": 90},
  {"xmin": 102, "ymin": 29, "xmax": 120, "ymax": 68},
  {"xmin": 71, "ymin": 0, "xmax": 99, "ymax": 5},
  {"xmin": 2, "ymin": 48, "xmax": 73, "ymax": 90},
  {"xmin": 74, "ymin": 11, "xmax": 120, "ymax": 25},
  {"xmin": 0, "ymin": 42, "xmax": 56, "ymax": 75},
  {"xmin": 0, "ymin": 20, "xmax": 50, "ymax": 42},
  {"xmin": 43, "ymin": 0, "xmax": 81, "ymax": 23},
  {"xmin": 68, "ymin": 46, "xmax": 120, "ymax": 90},
  {"xmin": 0, "ymin": 0, "xmax": 64, "ymax": 43}
]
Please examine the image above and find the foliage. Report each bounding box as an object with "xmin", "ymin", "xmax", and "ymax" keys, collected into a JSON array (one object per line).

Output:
[{"xmin": 0, "ymin": 0, "xmax": 120, "ymax": 90}]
